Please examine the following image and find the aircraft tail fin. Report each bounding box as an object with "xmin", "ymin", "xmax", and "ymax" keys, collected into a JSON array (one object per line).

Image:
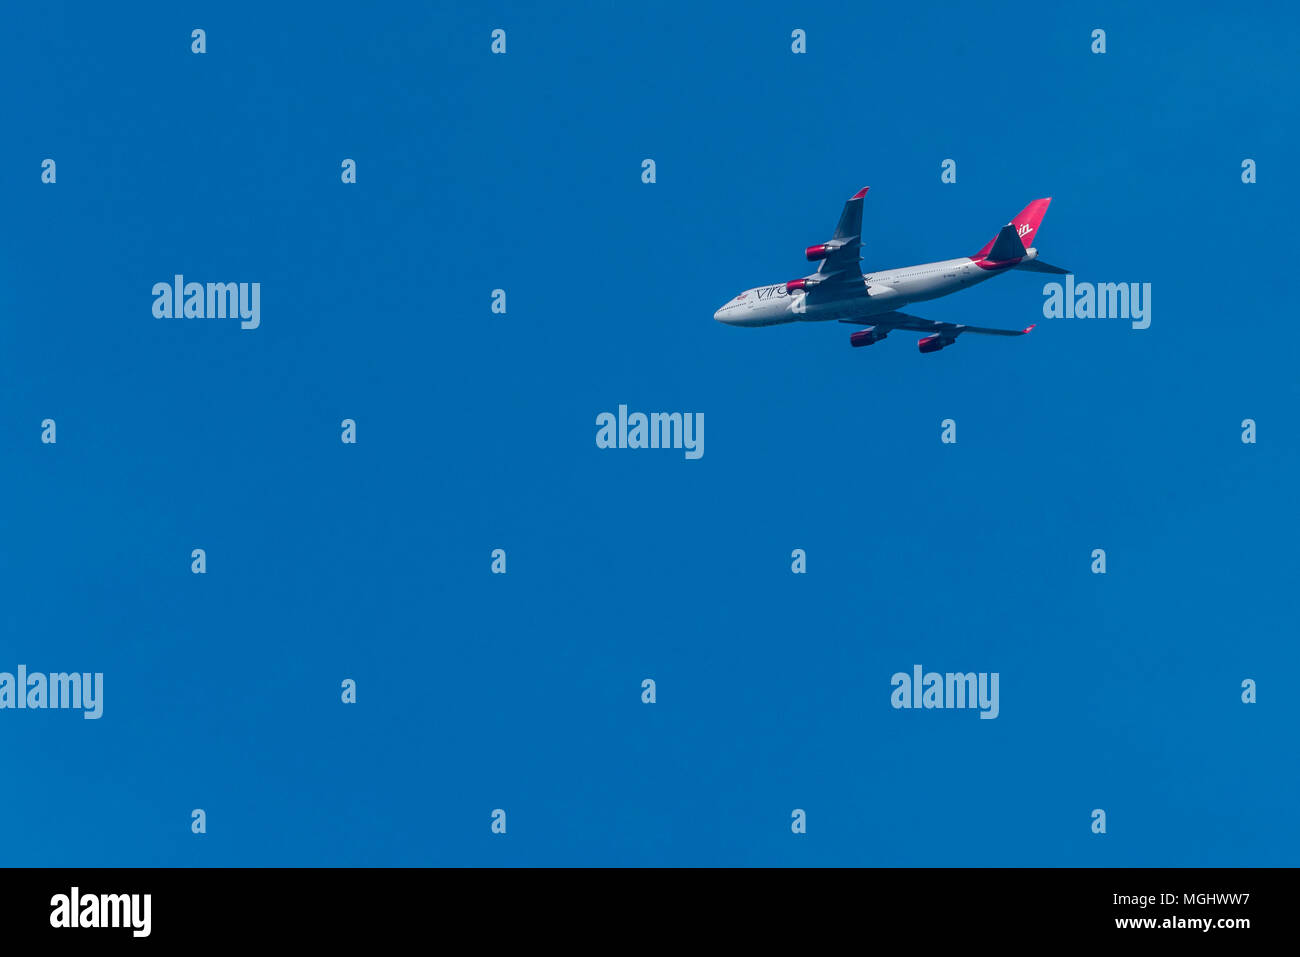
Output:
[{"xmin": 974, "ymin": 197, "xmax": 1052, "ymax": 261}]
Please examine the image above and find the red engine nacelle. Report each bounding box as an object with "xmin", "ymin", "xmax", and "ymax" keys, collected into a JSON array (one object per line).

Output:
[
  {"xmin": 849, "ymin": 328, "xmax": 887, "ymax": 348},
  {"xmin": 805, "ymin": 244, "xmax": 832, "ymax": 261},
  {"xmin": 917, "ymin": 334, "xmax": 948, "ymax": 354},
  {"xmin": 785, "ymin": 279, "xmax": 808, "ymax": 294}
]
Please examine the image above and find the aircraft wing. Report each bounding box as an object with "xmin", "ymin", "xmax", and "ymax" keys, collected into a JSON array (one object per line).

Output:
[
  {"xmin": 811, "ymin": 187, "xmax": 869, "ymax": 286},
  {"xmin": 838, "ymin": 312, "xmax": 1036, "ymax": 337}
]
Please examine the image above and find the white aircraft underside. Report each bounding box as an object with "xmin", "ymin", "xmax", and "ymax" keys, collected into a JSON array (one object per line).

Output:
[{"xmin": 714, "ymin": 187, "xmax": 1067, "ymax": 352}]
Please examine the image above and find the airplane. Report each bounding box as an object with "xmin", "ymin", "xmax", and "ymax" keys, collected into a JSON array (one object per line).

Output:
[{"xmin": 713, "ymin": 188, "xmax": 1067, "ymax": 353}]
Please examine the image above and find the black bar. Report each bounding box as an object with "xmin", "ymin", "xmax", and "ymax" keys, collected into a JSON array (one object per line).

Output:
[{"xmin": 0, "ymin": 867, "xmax": 1284, "ymax": 943}]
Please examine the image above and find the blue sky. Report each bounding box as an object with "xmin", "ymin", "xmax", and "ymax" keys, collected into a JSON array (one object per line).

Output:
[{"xmin": 1, "ymin": 1, "xmax": 1296, "ymax": 866}]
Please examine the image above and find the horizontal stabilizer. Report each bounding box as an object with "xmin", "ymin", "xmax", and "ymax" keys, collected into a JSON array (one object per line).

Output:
[
  {"xmin": 1015, "ymin": 259, "xmax": 1069, "ymax": 274},
  {"xmin": 985, "ymin": 224, "xmax": 1028, "ymax": 262}
]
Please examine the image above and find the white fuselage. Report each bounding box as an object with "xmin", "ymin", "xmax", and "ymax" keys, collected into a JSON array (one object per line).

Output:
[{"xmin": 713, "ymin": 250, "xmax": 1038, "ymax": 327}]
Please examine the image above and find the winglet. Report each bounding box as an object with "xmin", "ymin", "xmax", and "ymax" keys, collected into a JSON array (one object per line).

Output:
[
  {"xmin": 1022, "ymin": 324, "xmax": 1036, "ymax": 334},
  {"xmin": 850, "ymin": 186, "xmax": 869, "ymax": 200}
]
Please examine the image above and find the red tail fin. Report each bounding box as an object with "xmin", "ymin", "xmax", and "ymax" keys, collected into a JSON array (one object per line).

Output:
[{"xmin": 974, "ymin": 198, "xmax": 1052, "ymax": 259}]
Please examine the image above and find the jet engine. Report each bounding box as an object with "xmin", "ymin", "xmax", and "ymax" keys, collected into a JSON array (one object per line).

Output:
[
  {"xmin": 849, "ymin": 327, "xmax": 887, "ymax": 348},
  {"xmin": 917, "ymin": 334, "xmax": 951, "ymax": 354},
  {"xmin": 785, "ymin": 278, "xmax": 822, "ymax": 294},
  {"xmin": 804, "ymin": 244, "xmax": 832, "ymax": 261}
]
